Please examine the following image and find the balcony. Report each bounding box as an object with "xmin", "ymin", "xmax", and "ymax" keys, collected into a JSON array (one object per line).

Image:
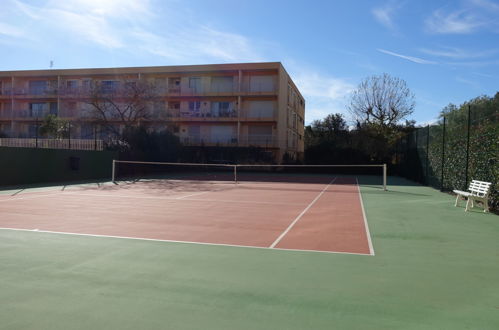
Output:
[
  {"xmin": 12, "ymin": 88, "xmax": 58, "ymax": 98},
  {"xmin": 0, "ymin": 88, "xmax": 12, "ymax": 98},
  {"xmin": 180, "ymin": 134, "xmax": 277, "ymax": 148}
]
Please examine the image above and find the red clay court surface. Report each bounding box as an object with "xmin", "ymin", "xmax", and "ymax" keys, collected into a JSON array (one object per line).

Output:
[{"xmin": 0, "ymin": 177, "xmax": 374, "ymax": 255}]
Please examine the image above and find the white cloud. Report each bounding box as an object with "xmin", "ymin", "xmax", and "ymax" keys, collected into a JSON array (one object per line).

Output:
[
  {"xmin": 47, "ymin": 9, "xmax": 125, "ymax": 48},
  {"xmin": 425, "ymin": 9, "xmax": 483, "ymax": 34},
  {"xmin": 4, "ymin": 0, "xmax": 264, "ymax": 61},
  {"xmin": 287, "ymin": 66, "xmax": 355, "ymax": 124},
  {"xmin": 378, "ymin": 49, "xmax": 437, "ymax": 64},
  {"xmin": 470, "ymin": 0, "xmax": 499, "ymax": 12},
  {"xmin": 131, "ymin": 26, "xmax": 263, "ymax": 64},
  {"xmin": 46, "ymin": 0, "xmax": 153, "ymax": 20},
  {"xmin": 372, "ymin": 1, "xmax": 407, "ymax": 33},
  {"xmin": 424, "ymin": 0, "xmax": 499, "ymax": 35}
]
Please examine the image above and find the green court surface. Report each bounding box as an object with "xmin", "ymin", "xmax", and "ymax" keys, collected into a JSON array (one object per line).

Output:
[{"xmin": 1, "ymin": 176, "xmax": 498, "ymax": 330}]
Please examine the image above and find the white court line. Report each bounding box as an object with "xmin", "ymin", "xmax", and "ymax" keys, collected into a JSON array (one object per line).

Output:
[
  {"xmin": 355, "ymin": 177, "xmax": 375, "ymax": 256},
  {"xmin": 269, "ymin": 177, "xmax": 337, "ymax": 249},
  {"xmin": 175, "ymin": 191, "xmax": 210, "ymax": 199},
  {"xmin": 0, "ymin": 227, "xmax": 372, "ymax": 256},
  {"xmin": 0, "ymin": 191, "xmax": 66, "ymax": 203}
]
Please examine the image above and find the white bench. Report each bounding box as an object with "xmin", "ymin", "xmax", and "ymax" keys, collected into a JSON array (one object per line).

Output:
[{"xmin": 453, "ymin": 180, "xmax": 492, "ymax": 212}]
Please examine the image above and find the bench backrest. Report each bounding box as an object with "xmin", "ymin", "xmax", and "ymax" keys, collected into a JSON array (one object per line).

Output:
[{"xmin": 469, "ymin": 180, "xmax": 492, "ymax": 197}]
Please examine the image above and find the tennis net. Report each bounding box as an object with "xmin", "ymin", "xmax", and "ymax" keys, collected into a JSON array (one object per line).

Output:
[{"xmin": 112, "ymin": 160, "xmax": 388, "ymax": 190}]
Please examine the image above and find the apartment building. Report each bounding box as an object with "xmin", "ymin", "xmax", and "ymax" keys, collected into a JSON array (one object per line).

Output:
[{"xmin": 0, "ymin": 62, "xmax": 305, "ymax": 161}]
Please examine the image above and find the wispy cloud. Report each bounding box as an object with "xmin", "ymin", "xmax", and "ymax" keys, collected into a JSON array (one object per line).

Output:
[
  {"xmin": 425, "ymin": 0, "xmax": 499, "ymax": 35},
  {"xmin": 470, "ymin": 0, "xmax": 499, "ymax": 12},
  {"xmin": 419, "ymin": 46, "xmax": 499, "ymax": 59},
  {"xmin": 425, "ymin": 9, "xmax": 483, "ymax": 34},
  {"xmin": 455, "ymin": 76, "xmax": 481, "ymax": 89},
  {"xmin": 46, "ymin": 0, "xmax": 154, "ymax": 19},
  {"xmin": 372, "ymin": 1, "xmax": 406, "ymax": 31},
  {"xmin": 372, "ymin": 5, "xmax": 396, "ymax": 30},
  {"xmin": 131, "ymin": 27, "xmax": 263, "ymax": 63},
  {"xmin": 3, "ymin": 0, "xmax": 265, "ymax": 62},
  {"xmin": 377, "ymin": 49, "xmax": 437, "ymax": 64}
]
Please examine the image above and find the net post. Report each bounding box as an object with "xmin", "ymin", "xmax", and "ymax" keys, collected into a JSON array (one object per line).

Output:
[
  {"xmin": 234, "ymin": 165, "xmax": 238, "ymax": 184},
  {"xmin": 383, "ymin": 164, "xmax": 387, "ymax": 191},
  {"xmin": 112, "ymin": 159, "xmax": 116, "ymax": 183}
]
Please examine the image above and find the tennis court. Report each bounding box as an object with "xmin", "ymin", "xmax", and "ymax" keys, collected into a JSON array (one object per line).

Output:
[
  {"xmin": 0, "ymin": 172, "xmax": 373, "ymax": 255},
  {"xmin": 1, "ymin": 171, "xmax": 499, "ymax": 330}
]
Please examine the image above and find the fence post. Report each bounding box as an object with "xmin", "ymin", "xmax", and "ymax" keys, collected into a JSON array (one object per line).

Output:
[
  {"xmin": 383, "ymin": 164, "xmax": 387, "ymax": 191},
  {"xmin": 426, "ymin": 124, "xmax": 430, "ymax": 185},
  {"xmin": 35, "ymin": 117, "xmax": 39, "ymax": 148},
  {"xmin": 464, "ymin": 105, "xmax": 471, "ymax": 190},
  {"xmin": 94, "ymin": 125, "xmax": 97, "ymax": 151},
  {"xmin": 68, "ymin": 121, "xmax": 71, "ymax": 149},
  {"xmin": 440, "ymin": 116, "xmax": 446, "ymax": 191}
]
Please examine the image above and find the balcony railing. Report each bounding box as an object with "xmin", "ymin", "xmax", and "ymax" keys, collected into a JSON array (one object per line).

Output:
[
  {"xmin": 180, "ymin": 134, "xmax": 277, "ymax": 147},
  {"xmin": 0, "ymin": 138, "xmax": 103, "ymax": 151},
  {"xmin": 10, "ymin": 109, "xmax": 53, "ymax": 118},
  {"xmin": 11, "ymin": 88, "xmax": 58, "ymax": 96}
]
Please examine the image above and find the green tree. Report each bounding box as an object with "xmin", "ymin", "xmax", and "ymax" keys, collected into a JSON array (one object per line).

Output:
[{"xmin": 39, "ymin": 114, "xmax": 69, "ymax": 139}]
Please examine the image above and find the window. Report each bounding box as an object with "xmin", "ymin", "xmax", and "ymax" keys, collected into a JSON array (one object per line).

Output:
[
  {"xmin": 100, "ymin": 80, "xmax": 119, "ymax": 93},
  {"xmin": 210, "ymin": 125, "xmax": 234, "ymax": 143},
  {"xmin": 211, "ymin": 102, "xmax": 233, "ymax": 117},
  {"xmin": 246, "ymin": 100, "xmax": 275, "ymax": 118},
  {"xmin": 168, "ymin": 77, "xmax": 181, "ymax": 93},
  {"xmin": 29, "ymin": 103, "xmax": 47, "ymax": 117},
  {"xmin": 82, "ymin": 79, "xmax": 92, "ymax": 91},
  {"xmin": 189, "ymin": 77, "xmax": 201, "ymax": 92},
  {"xmin": 29, "ymin": 81, "xmax": 47, "ymax": 95},
  {"xmin": 188, "ymin": 101, "xmax": 201, "ymax": 112},
  {"xmin": 211, "ymin": 76, "xmax": 233, "ymax": 92},
  {"xmin": 66, "ymin": 80, "xmax": 78, "ymax": 92},
  {"xmin": 249, "ymin": 75, "xmax": 275, "ymax": 92}
]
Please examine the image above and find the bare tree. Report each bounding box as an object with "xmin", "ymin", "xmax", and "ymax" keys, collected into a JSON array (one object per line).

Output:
[
  {"xmin": 82, "ymin": 80, "xmax": 159, "ymax": 138},
  {"xmin": 349, "ymin": 73, "xmax": 415, "ymax": 127}
]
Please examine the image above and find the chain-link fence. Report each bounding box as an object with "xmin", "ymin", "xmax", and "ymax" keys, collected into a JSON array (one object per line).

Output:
[{"xmin": 396, "ymin": 105, "xmax": 498, "ymax": 211}]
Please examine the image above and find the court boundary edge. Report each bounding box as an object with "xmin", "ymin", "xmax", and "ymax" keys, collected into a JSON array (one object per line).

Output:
[
  {"xmin": 355, "ymin": 177, "xmax": 375, "ymax": 256},
  {"xmin": 0, "ymin": 227, "xmax": 373, "ymax": 256}
]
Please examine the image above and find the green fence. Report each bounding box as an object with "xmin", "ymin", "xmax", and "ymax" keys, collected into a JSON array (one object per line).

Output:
[
  {"xmin": 0, "ymin": 147, "xmax": 117, "ymax": 186},
  {"xmin": 396, "ymin": 105, "xmax": 498, "ymax": 211}
]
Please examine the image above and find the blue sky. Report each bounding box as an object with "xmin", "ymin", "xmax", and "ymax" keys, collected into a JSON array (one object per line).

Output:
[{"xmin": 1, "ymin": 0, "xmax": 498, "ymax": 125}]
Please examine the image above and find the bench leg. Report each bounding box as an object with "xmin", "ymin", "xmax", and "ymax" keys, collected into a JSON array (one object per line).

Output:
[
  {"xmin": 465, "ymin": 198, "xmax": 471, "ymax": 212},
  {"xmin": 484, "ymin": 199, "xmax": 489, "ymax": 213},
  {"xmin": 454, "ymin": 195, "xmax": 460, "ymax": 207}
]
